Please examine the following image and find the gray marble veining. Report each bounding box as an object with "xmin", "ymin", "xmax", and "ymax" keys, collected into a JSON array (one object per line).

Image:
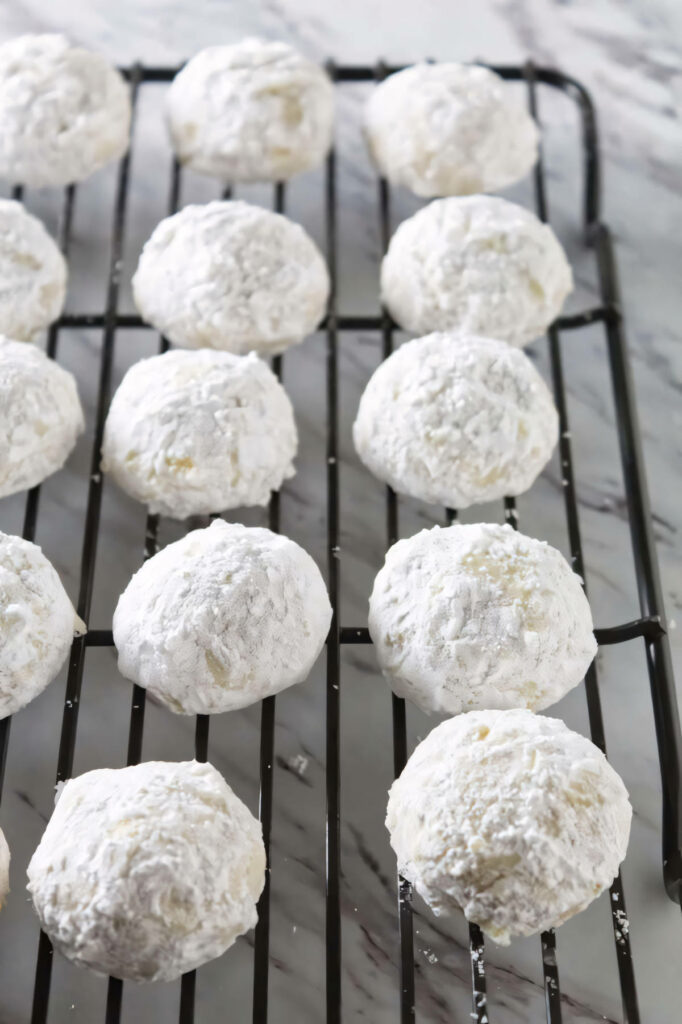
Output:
[{"xmin": 0, "ymin": 2, "xmax": 681, "ymax": 1022}]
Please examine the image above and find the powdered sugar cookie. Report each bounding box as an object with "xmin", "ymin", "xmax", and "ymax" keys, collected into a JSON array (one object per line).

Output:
[
  {"xmin": 167, "ymin": 39, "xmax": 333, "ymax": 182},
  {"xmin": 0, "ymin": 336, "xmax": 84, "ymax": 498},
  {"xmin": 0, "ymin": 34, "xmax": 130, "ymax": 187},
  {"xmin": 114, "ymin": 520, "xmax": 331, "ymax": 714},
  {"xmin": 366, "ymin": 62, "xmax": 538, "ymax": 197},
  {"xmin": 369, "ymin": 522, "xmax": 596, "ymax": 715},
  {"xmin": 381, "ymin": 196, "xmax": 573, "ymax": 346},
  {"xmin": 0, "ymin": 201, "xmax": 66, "ymax": 340},
  {"xmin": 0, "ymin": 530, "xmax": 84, "ymax": 719},
  {"xmin": 132, "ymin": 201, "xmax": 329, "ymax": 356},
  {"xmin": 27, "ymin": 760, "xmax": 265, "ymax": 981},
  {"xmin": 353, "ymin": 332, "xmax": 558, "ymax": 508},
  {"xmin": 101, "ymin": 348, "xmax": 297, "ymax": 519},
  {"xmin": 387, "ymin": 709, "xmax": 631, "ymax": 944}
]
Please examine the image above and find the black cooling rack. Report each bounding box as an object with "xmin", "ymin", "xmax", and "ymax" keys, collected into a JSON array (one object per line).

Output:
[{"xmin": 0, "ymin": 59, "xmax": 679, "ymax": 1024}]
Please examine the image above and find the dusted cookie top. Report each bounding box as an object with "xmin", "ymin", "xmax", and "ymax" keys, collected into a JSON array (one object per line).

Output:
[
  {"xmin": 366, "ymin": 63, "xmax": 538, "ymax": 197},
  {"xmin": 167, "ymin": 38, "xmax": 333, "ymax": 182},
  {"xmin": 353, "ymin": 332, "xmax": 558, "ymax": 509},
  {"xmin": 0, "ymin": 200, "xmax": 66, "ymax": 340},
  {"xmin": 0, "ymin": 530, "xmax": 84, "ymax": 719},
  {"xmin": 387, "ymin": 709, "xmax": 631, "ymax": 944},
  {"xmin": 381, "ymin": 196, "xmax": 572, "ymax": 346},
  {"xmin": 132, "ymin": 201, "xmax": 329, "ymax": 355},
  {"xmin": 0, "ymin": 34, "xmax": 130, "ymax": 188},
  {"xmin": 114, "ymin": 520, "xmax": 332, "ymax": 714},
  {"xmin": 101, "ymin": 349, "xmax": 297, "ymax": 519},
  {"xmin": 369, "ymin": 523, "xmax": 596, "ymax": 715},
  {"xmin": 0, "ymin": 827, "xmax": 9, "ymax": 907},
  {"xmin": 0, "ymin": 336, "xmax": 84, "ymax": 499},
  {"xmin": 27, "ymin": 760, "xmax": 265, "ymax": 982}
]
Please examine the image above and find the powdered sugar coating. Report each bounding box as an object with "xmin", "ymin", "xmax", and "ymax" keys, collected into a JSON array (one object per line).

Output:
[
  {"xmin": 132, "ymin": 201, "xmax": 329, "ymax": 355},
  {"xmin": 386, "ymin": 709, "xmax": 632, "ymax": 944},
  {"xmin": 0, "ymin": 201, "xmax": 67, "ymax": 340},
  {"xmin": 0, "ymin": 336, "xmax": 84, "ymax": 499},
  {"xmin": 0, "ymin": 34, "xmax": 130, "ymax": 188},
  {"xmin": 365, "ymin": 63, "xmax": 538, "ymax": 198},
  {"xmin": 167, "ymin": 38, "xmax": 334, "ymax": 182},
  {"xmin": 381, "ymin": 196, "xmax": 573, "ymax": 346},
  {"xmin": 0, "ymin": 828, "xmax": 9, "ymax": 906},
  {"xmin": 369, "ymin": 523, "xmax": 596, "ymax": 715},
  {"xmin": 27, "ymin": 760, "xmax": 265, "ymax": 981},
  {"xmin": 353, "ymin": 332, "xmax": 558, "ymax": 508},
  {"xmin": 0, "ymin": 530, "xmax": 84, "ymax": 719},
  {"xmin": 101, "ymin": 348, "xmax": 297, "ymax": 519},
  {"xmin": 114, "ymin": 520, "xmax": 332, "ymax": 714}
]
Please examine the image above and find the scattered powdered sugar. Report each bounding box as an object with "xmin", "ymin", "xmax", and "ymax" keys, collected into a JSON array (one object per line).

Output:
[
  {"xmin": 353, "ymin": 332, "xmax": 558, "ymax": 509},
  {"xmin": 386, "ymin": 709, "xmax": 632, "ymax": 944},
  {"xmin": 365, "ymin": 62, "xmax": 538, "ymax": 198},
  {"xmin": 381, "ymin": 195, "xmax": 573, "ymax": 346}
]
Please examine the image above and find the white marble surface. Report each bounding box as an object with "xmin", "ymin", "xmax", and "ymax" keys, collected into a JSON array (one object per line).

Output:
[{"xmin": 0, "ymin": 2, "xmax": 681, "ymax": 1022}]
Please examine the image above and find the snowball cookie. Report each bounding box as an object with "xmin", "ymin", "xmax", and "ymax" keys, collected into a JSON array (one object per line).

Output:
[
  {"xmin": 381, "ymin": 196, "xmax": 573, "ymax": 347},
  {"xmin": 0, "ymin": 35, "xmax": 131, "ymax": 188},
  {"xmin": 353, "ymin": 332, "xmax": 558, "ymax": 508},
  {"xmin": 0, "ymin": 336, "xmax": 84, "ymax": 499},
  {"xmin": 366, "ymin": 63, "xmax": 538, "ymax": 198},
  {"xmin": 387, "ymin": 709, "xmax": 631, "ymax": 944},
  {"xmin": 369, "ymin": 523, "xmax": 596, "ymax": 716},
  {"xmin": 27, "ymin": 760, "xmax": 265, "ymax": 981},
  {"xmin": 114, "ymin": 520, "xmax": 332, "ymax": 714},
  {"xmin": 132, "ymin": 201, "xmax": 329, "ymax": 356},
  {"xmin": 102, "ymin": 348, "xmax": 296, "ymax": 519},
  {"xmin": 0, "ymin": 531, "xmax": 84, "ymax": 719},
  {"xmin": 0, "ymin": 828, "xmax": 9, "ymax": 907},
  {"xmin": 0, "ymin": 201, "xmax": 67, "ymax": 340},
  {"xmin": 167, "ymin": 38, "xmax": 334, "ymax": 182}
]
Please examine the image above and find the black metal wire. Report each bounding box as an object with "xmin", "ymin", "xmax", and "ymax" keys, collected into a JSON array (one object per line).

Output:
[
  {"xmin": 0, "ymin": 58, "xmax": 674, "ymax": 1024},
  {"xmin": 29, "ymin": 64, "xmax": 143, "ymax": 1024},
  {"xmin": 373, "ymin": 59, "xmax": 418, "ymax": 1021},
  {"xmin": 324, "ymin": 58, "xmax": 343, "ymax": 1024},
  {"xmin": 524, "ymin": 60, "xmax": 640, "ymax": 1024}
]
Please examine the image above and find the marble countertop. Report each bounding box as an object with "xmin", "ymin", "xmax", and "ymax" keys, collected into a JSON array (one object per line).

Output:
[{"xmin": 0, "ymin": 2, "xmax": 680, "ymax": 1022}]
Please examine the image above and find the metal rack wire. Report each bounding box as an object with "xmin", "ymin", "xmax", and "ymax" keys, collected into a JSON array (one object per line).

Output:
[{"xmin": 0, "ymin": 59, "xmax": 679, "ymax": 1024}]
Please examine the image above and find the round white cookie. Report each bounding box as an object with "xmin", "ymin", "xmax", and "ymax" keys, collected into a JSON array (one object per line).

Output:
[
  {"xmin": 0, "ymin": 827, "xmax": 9, "ymax": 907},
  {"xmin": 0, "ymin": 336, "xmax": 84, "ymax": 499},
  {"xmin": 101, "ymin": 348, "xmax": 297, "ymax": 519},
  {"xmin": 0, "ymin": 34, "xmax": 130, "ymax": 188},
  {"xmin": 132, "ymin": 201, "xmax": 329, "ymax": 356},
  {"xmin": 387, "ymin": 709, "xmax": 631, "ymax": 944},
  {"xmin": 381, "ymin": 196, "xmax": 573, "ymax": 346},
  {"xmin": 0, "ymin": 201, "xmax": 67, "ymax": 340},
  {"xmin": 353, "ymin": 332, "xmax": 558, "ymax": 508},
  {"xmin": 114, "ymin": 520, "xmax": 332, "ymax": 714},
  {"xmin": 27, "ymin": 760, "xmax": 265, "ymax": 982},
  {"xmin": 369, "ymin": 522, "xmax": 596, "ymax": 716},
  {"xmin": 365, "ymin": 62, "xmax": 538, "ymax": 197},
  {"xmin": 0, "ymin": 531, "xmax": 84, "ymax": 719},
  {"xmin": 167, "ymin": 38, "xmax": 334, "ymax": 182}
]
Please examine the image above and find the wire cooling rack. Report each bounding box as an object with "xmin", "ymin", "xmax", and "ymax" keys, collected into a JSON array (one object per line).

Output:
[{"xmin": 0, "ymin": 59, "xmax": 679, "ymax": 1024}]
